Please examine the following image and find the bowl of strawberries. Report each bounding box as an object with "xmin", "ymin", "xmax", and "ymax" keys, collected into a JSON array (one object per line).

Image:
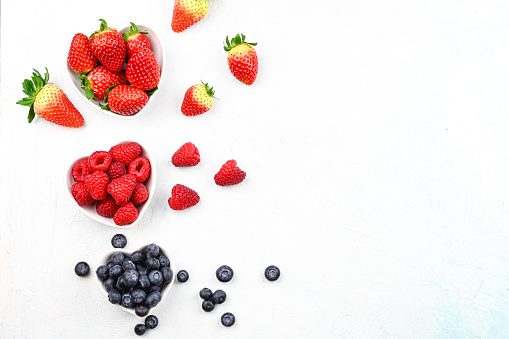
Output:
[
  {"xmin": 66, "ymin": 141, "xmax": 156, "ymax": 228},
  {"xmin": 66, "ymin": 20, "xmax": 164, "ymax": 118}
]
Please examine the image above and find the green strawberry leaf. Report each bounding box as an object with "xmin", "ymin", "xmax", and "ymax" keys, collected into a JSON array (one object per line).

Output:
[
  {"xmin": 27, "ymin": 105, "xmax": 35, "ymax": 123},
  {"xmin": 16, "ymin": 97, "xmax": 35, "ymax": 106},
  {"xmin": 99, "ymin": 103, "xmax": 111, "ymax": 111},
  {"xmin": 85, "ymin": 86, "xmax": 95, "ymax": 100},
  {"xmin": 146, "ymin": 86, "xmax": 158, "ymax": 95}
]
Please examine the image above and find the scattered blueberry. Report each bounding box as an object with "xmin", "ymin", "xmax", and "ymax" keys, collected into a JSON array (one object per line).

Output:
[
  {"xmin": 135, "ymin": 305, "xmax": 150, "ymax": 318},
  {"xmin": 177, "ymin": 270, "xmax": 189, "ymax": 283},
  {"xmin": 110, "ymin": 252, "xmax": 125, "ymax": 266},
  {"xmin": 202, "ymin": 300, "xmax": 215, "ymax": 312},
  {"xmin": 122, "ymin": 260, "xmax": 136, "ymax": 272},
  {"xmin": 134, "ymin": 324, "xmax": 147, "ymax": 336},
  {"xmin": 216, "ymin": 265, "xmax": 234, "ymax": 282},
  {"xmin": 221, "ymin": 312, "xmax": 235, "ymax": 327},
  {"xmin": 211, "ymin": 290, "xmax": 227, "ymax": 304},
  {"xmin": 148, "ymin": 270, "xmax": 163, "ymax": 286},
  {"xmin": 74, "ymin": 261, "xmax": 90, "ymax": 277},
  {"xmin": 95, "ymin": 265, "xmax": 109, "ymax": 281},
  {"xmin": 145, "ymin": 291, "xmax": 162, "ymax": 308},
  {"xmin": 264, "ymin": 265, "xmax": 280, "ymax": 281},
  {"xmin": 109, "ymin": 265, "xmax": 123, "ymax": 279},
  {"xmin": 108, "ymin": 289, "xmax": 122, "ymax": 304},
  {"xmin": 123, "ymin": 270, "xmax": 139, "ymax": 287},
  {"xmin": 158, "ymin": 255, "xmax": 170, "ymax": 268},
  {"xmin": 111, "ymin": 234, "xmax": 127, "ymax": 248},
  {"xmin": 147, "ymin": 243, "xmax": 160, "ymax": 258},
  {"xmin": 146, "ymin": 257, "xmax": 160, "ymax": 271},
  {"xmin": 161, "ymin": 267, "xmax": 173, "ymax": 283},
  {"xmin": 121, "ymin": 292, "xmax": 134, "ymax": 308},
  {"xmin": 132, "ymin": 289, "xmax": 147, "ymax": 304},
  {"xmin": 199, "ymin": 288, "xmax": 213, "ymax": 300},
  {"xmin": 145, "ymin": 315, "xmax": 158, "ymax": 329}
]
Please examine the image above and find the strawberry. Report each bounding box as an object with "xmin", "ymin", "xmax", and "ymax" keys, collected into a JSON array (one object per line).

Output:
[
  {"xmin": 181, "ymin": 82, "xmax": 215, "ymax": 116},
  {"xmin": 168, "ymin": 184, "xmax": 200, "ymax": 210},
  {"xmin": 171, "ymin": 0, "xmax": 209, "ymax": 33},
  {"xmin": 128, "ymin": 156, "xmax": 151, "ymax": 183},
  {"xmin": 103, "ymin": 85, "xmax": 148, "ymax": 116},
  {"xmin": 109, "ymin": 142, "xmax": 141, "ymax": 165},
  {"xmin": 79, "ymin": 66, "xmax": 127, "ymax": 100},
  {"xmin": 96, "ymin": 195, "xmax": 119, "ymax": 218},
  {"xmin": 71, "ymin": 182, "xmax": 94, "ymax": 207},
  {"xmin": 72, "ymin": 159, "xmax": 91, "ymax": 182},
  {"xmin": 84, "ymin": 171, "xmax": 109, "ymax": 200},
  {"xmin": 172, "ymin": 142, "xmax": 200, "ymax": 167},
  {"xmin": 113, "ymin": 202, "xmax": 139, "ymax": 226},
  {"xmin": 224, "ymin": 34, "xmax": 258, "ymax": 85},
  {"xmin": 68, "ymin": 33, "xmax": 97, "ymax": 73},
  {"xmin": 131, "ymin": 183, "xmax": 149, "ymax": 206},
  {"xmin": 126, "ymin": 47, "xmax": 160, "ymax": 91},
  {"xmin": 17, "ymin": 68, "xmax": 84, "ymax": 128},
  {"xmin": 90, "ymin": 19, "xmax": 126, "ymax": 73},
  {"xmin": 108, "ymin": 162, "xmax": 127, "ymax": 181},
  {"xmin": 123, "ymin": 22, "xmax": 152, "ymax": 58},
  {"xmin": 214, "ymin": 160, "xmax": 246, "ymax": 186},
  {"xmin": 88, "ymin": 151, "xmax": 113, "ymax": 172},
  {"xmin": 107, "ymin": 174, "xmax": 137, "ymax": 206}
]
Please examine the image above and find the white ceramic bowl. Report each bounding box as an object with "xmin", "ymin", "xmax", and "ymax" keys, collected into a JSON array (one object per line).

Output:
[
  {"xmin": 65, "ymin": 141, "xmax": 156, "ymax": 228},
  {"xmin": 96, "ymin": 244, "xmax": 175, "ymax": 315},
  {"xmin": 66, "ymin": 24, "xmax": 165, "ymax": 119}
]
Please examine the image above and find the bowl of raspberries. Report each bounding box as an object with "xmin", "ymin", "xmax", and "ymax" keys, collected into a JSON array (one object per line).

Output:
[
  {"xmin": 66, "ymin": 141, "xmax": 155, "ymax": 228},
  {"xmin": 66, "ymin": 19, "xmax": 164, "ymax": 118}
]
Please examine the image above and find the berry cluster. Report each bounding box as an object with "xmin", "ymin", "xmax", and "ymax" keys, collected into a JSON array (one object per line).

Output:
[
  {"xmin": 70, "ymin": 141, "xmax": 151, "ymax": 226},
  {"xmin": 134, "ymin": 315, "xmax": 158, "ymax": 336}
]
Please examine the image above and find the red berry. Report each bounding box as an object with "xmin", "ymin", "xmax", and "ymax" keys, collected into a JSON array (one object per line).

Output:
[
  {"xmin": 125, "ymin": 47, "xmax": 161, "ymax": 91},
  {"xmin": 84, "ymin": 171, "xmax": 110, "ymax": 200},
  {"xmin": 71, "ymin": 182, "xmax": 94, "ymax": 206},
  {"xmin": 68, "ymin": 33, "xmax": 97, "ymax": 73},
  {"xmin": 131, "ymin": 183, "xmax": 149, "ymax": 206},
  {"xmin": 107, "ymin": 174, "xmax": 137, "ymax": 206},
  {"xmin": 168, "ymin": 184, "xmax": 200, "ymax": 210},
  {"xmin": 96, "ymin": 195, "xmax": 119, "ymax": 217},
  {"xmin": 113, "ymin": 202, "xmax": 139, "ymax": 226},
  {"xmin": 90, "ymin": 19, "xmax": 126, "ymax": 73},
  {"xmin": 109, "ymin": 142, "xmax": 142, "ymax": 166},
  {"xmin": 171, "ymin": 142, "xmax": 200, "ymax": 167},
  {"xmin": 123, "ymin": 23, "xmax": 152, "ymax": 59},
  {"xmin": 128, "ymin": 156, "xmax": 151, "ymax": 183},
  {"xmin": 88, "ymin": 151, "xmax": 113, "ymax": 172},
  {"xmin": 108, "ymin": 162, "xmax": 127, "ymax": 180},
  {"xmin": 106, "ymin": 84, "xmax": 148, "ymax": 116},
  {"xmin": 72, "ymin": 159, "xmax": 91, "ymax": 182},
  {"xmin": 214, "ymin": 160, "xmax": 246, "ymax": 186}
]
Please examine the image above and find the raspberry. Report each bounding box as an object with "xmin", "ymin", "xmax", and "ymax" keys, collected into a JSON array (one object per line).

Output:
[
  {"xmin": 128, "ymin": 156, "xmax": 151, "ymax": 183},
  {"xmin": 72, "ymin": 159, "xmax": 90, "ymax": 182},
  {"xmin": 71, "ymin": 182, "xmax": 94, "ymax": 206},
  {"xmin": 131, "ymin": 183, "xmax": 149, "ymax": 206},
  {"xmin": 108, "ymin": 162, "xmax": 127, "ymax": 181},
  {"xmin": 214, "ymin": 160, "xmax": 246, "ymax": 186},
  {"xmin": 109, "ymin": 142, "xmax": 141, "ymax": 166},
  {"xmin": 113, "ymin": 202, "xmax": 139, "ymax": 226},
  {"xmin": 96, "ymin": 195, "xmax": 119, "ymax": 217},
  {"xmin": 107, "ymin": 174, "xmax": 137, "ymax": 206},
  {"xmin": 168, "ymin": 184, "xmax": 200, "ymax": 210},
  {"xmin": 88, "ymin": 151, "xmax": 113, "ymax": 172},
  {"xmin": 171, "ymin": 142, "xmax": 200, "ymax": 167},
  {"xmin": 84, "ymin": 171, "xmax": 109, "ymax": 200}
]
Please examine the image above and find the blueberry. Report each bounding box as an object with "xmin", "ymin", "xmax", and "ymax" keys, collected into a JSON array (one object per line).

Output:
[
  {"xmin": 108, "ymin": 289, "xmax": 122, "ymax": 304},
  {"xmin": 104, "ymin": 277, "xmax": 115, "ymax": 292},
  {"xmin": 110, "ymin": 252, "xmax": 125, "ymax": 266},
  {"xmin": 216, "ymin": 265, "xmax": 234, "ymax": 282},
  {"xmin": 116, "ymin": 276, "xmax": 130, "ymax": 292},
  {"xmin": 199, "ymin": 288, "xmax": 213, "ymax": 300},
  {"xmin": 131, "ymin": 251, "xmax": 145, "ymax": 263},
  {"xmin": 146, "ymin": 243, "xmax": 160, "ymax": 258},
  {"xmin": 139, "ymin": 274, "xmax": 151, "ymax": 289},
  {"xmin": 95, "ymin": 265, "xmax": 109, "ymax": 281},
  {"xmin": 146, "ymin": 285, "xmax": 161, "ymax": 294},
  {"xmin": 146, "ymin": 257, "xmax": 160, "ymax": 271},
  {"xmin": 111, "ymin": 234, "xmax": 127, "ymax": 248},
  {"xmin": 135, "ymin": 305, "xmax": 150, "ymax": 317},
  {"xmin": 202, "ymin": 300, "xmax": 215, "ymax": 312},
  {"xmin": 121, "ymin": 292, "xmax": 134, "ymax": 308},
  {"xmin": 145, "ymin": 291, "xmax": 162, "ymax": 308},
  {"xmin": 132, "ymin": 289, "xmax": 147, "ymax": 304},
  {"xmin": 158, "ymin": 255, "xmax": 170, "ymax": 268},
  {"xmin": 177, "ymin": 270, "xmax": 189, "ymax": 283},
  {"xmin": 137, "ymin": 265, "xmax": 149, "ymax": 276},
  {"xmin": 221, "ymin": 312, "xmax": 235, "ymax": 327},
  {"xmin": 148, "ymin": 270, "xmax": 163, "ymax": 286},
  {"xmin": 145, "ymin": 315, "xmax": 158, "ymax": 329},
  {"xmin": 109, "ymin": 265, "xmax": 123, "ymax": 279},
  {"xmin": 161, "ymin": 267, "xmax": 173, "ymax": 283},
  {"xmin": 134, "ymin": 324, "xmax": 146, "ymax": 336},
  {"xmin": 123, "ymin": 270, "xmax": 139, "ymax": 287},
  {"xmin": 264, "ymin": 265, "xmax": 280, "ymax": 281},
  {"xmin": 122, "ymin": 260, "xmax": 136, "ymax": 272},
  {"xmin": 74, "ymin": 261, "xmax": 90, "ymax": 277},
  {"xmin": 211, "ymin": 290, "xmax": 227, "ymax": 304}
]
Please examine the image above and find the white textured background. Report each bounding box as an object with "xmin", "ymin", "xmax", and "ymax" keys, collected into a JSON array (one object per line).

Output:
[{"xmin": 2, "ymin": 0, "xmax": 509, "ymax": 338}]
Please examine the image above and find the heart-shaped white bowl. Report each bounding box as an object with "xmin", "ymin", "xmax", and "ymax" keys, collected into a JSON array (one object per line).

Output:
[
  {"xmin": 96, "ymin": 244, "xmax": 175, "ymax": 315},
  {"xmin": 66, "ymin": 24, "xmax": 165, "ymax": 119},
  {"xmin": 65, "ymin": 141, "xmax": 156, "ymax": 228}
]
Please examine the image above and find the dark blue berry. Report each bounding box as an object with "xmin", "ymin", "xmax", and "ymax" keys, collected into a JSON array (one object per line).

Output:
[
  {"xmin": 122, "ymin": 260, "xmax": 136, "ymax": 272},
  {"xmin": 139, "ymin": 274, "xmax": 150, "ymax": 289},
  {"xmin": 135, "ymin": 305, "xmax": 150, "ymax": 317},
  {"xmin": 123, "ymin": 270, "xmax": 139, "ymax": 287},
  {"xmin": 145, "ymin": 315, "xmax": 158, "ymax": 329},
  {"xmin": 121, "ymin": 292, "xmax": 134, "ymax": 308},
  {"xmin": 148, "ymin": 270, "xmax": 163, "ymax": 286},
  {"xmin": 161, "ymin": 267, "xmax": 173, "ymax": 283},
  {"xmin": 109, "ymin": 265, "xmax": 123, "ymax": 279},
  {"xmin": 199, "ymin": 288, "xmax": 213, "ymax": 300},
  {"xmin": 137, "ymin": 265, "xmax": 149, "ymax": 276},
  {"xmin": 146, "ymin": 257, "xmax": 160, "ymax": 271},
  {"xmin": 110, "ymin": 252, "xmax": 125, "ymax": 266},
  {"xmin": 211, "ymin": 290, "xmax": 227, "ymax": 304},
  {"xmin": 146, "ymin": 244, "xmax": 160, "ymax": 258},
  {"xmin": 145, "ymin": 291, "xmax": 162, "ymax": 308},
  {"xmin": 108, "ymin": 289, "xmax": 122, "ymax": 304},
  {"xmin": 132, "ymin": 289, "xmax": 147, "ymax": 304},
  {"xmin": 116, "ymin": 276, "xmax": 129, "ymax": 292},
  {"xmin": 111, "ymin": 234, "xmax": 127, "ymax": 248},
  {"xmin": 134, "ymin": 324, "xmax": 146, "ymax": 336},
  {"xmin": 104, "ymin": 277, "xmax": 115, "ymax": 292},
  {"xmin": 131, "ymin": 251, "xmax": 145, "ymax": 263},
  {"xmin": 74, "ymin": 261, "xmax": 90, "ymax": 276},
  {"xmin": 221, "ymin": 312, "xmax": 235, "ymax": 327},
  {"xmin": 146, "ymin": 285, "xmax": 161, "ymax": 294},
  {"xmin": 96, "ymin": 265, "xmax": 109, "ymax": 281},
  {"xmin": 202, "ymin": 300, "xmax": 215, "ymax": 312},
  {"xmin": 177, "ymin": 270, "xmax": 189, "ymax": 283},
  {"xmin": 264, "ymin": 265, "xmax": 280, "ymax": 281},
  {"xmin": 158, "ymin": 255, "xmax": 170, "ymax": 268},
  {"xmin": 216, "ymin": 265, "xmax": 234, "ymax": 282}
]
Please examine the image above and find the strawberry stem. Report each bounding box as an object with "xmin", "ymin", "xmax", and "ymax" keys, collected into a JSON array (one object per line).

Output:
[
  {"xmin": 123, "ymin": 22, "xmax": 148, "ymax": 42},
  {"xmin": 16, "ymin": 68, "xmax": 50, "ymax": 123},
  {"xmin": 201, "ymin": 81, "xmax": 218, "ymax": 99},
  {"xmin": 90, "ymin": 19, "xmax": 114, "ymax": 38},
  {"xmin": 223, "ymin": 34, "xmax": 257, "ymax": 52}
]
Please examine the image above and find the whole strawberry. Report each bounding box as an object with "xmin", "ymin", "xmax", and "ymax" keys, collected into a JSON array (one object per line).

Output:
[
  {"xmin": 68, "ymin": 33, "xmax": 97, "ymax": 73},
  {"xmin": 214, "ymin": 160, "xmax": 246, "ymax": 186},
  {"xmin": 103, "ymin": 85, "xmax": 148, "ymax": 116},
  {"xmin": 171, "ymin": 0, "xmax": 209, "ymax": 33},
  {"xmin": 17, "ymin": 68, "xmax": 84, "ymax": 128},
  {"xmin": 123, "ymin": 22, "xmax": 152, "ymax": 58},
  {"xmin": 168, "ymin": 184, "xmax": 200, "ymax": 210},
  {"xmin": 224, "ymin": 34, "xmax": 258, "ymax": 85},
  {"xmin": 126, "ymin": 47, "xmax": 160, "ymax": 91},
  {"xmin": 90, "ymin": 19, "xmax": 126, "ymax": 73},
  {"xmin": 109, "ymin": 142, "xmax": 142, "ymax": 165},
  {"xmin": 80, "ymin": 66, "xmax": 127, "ymax": 100},
  {"xmin": 172, "ymin": 142, "xmax": 200, "ymax": 167},
  {"xmin": 181, "ymin": 82, "xmax": 215, "ymax": 116}
]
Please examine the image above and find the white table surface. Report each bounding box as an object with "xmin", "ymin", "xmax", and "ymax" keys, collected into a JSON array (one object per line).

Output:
[{"xmin": 2, "ymin": 0, "xmax": 509, "ymax": 338}]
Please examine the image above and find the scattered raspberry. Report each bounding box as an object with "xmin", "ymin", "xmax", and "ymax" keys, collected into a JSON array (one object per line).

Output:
[
  {"xmin": 88, "ymin": 151, "xmax": 113, "ymax": 172},
  {"xmin": 96, "ymin": 195, "xmax": 119, "ymax": 217},
  {"xmin": 71, "ymin": 182, "xmax": 94, "ymax": 206},
  {"xmin": 128, "ymin": 156, "xmax": 151, "ymax": 183},
  {"xmin": 113, "ymin": 202, "xmax": 139, "ymax": 226},
  {"xmin": 107, "ymin": 174, "xmax": 137, "ymax": 206},
  {"xmin": 108, "ymin": 162, "xmax": 127, "ymax": 181},
  {"xmin": 84, "ymin": 171, "xmax": 109, "ymax": 200},
  {"xmin": 131, "ymin": 183, "xmax": 149, "ymax": 206},
  {"xmin": 214, "ymin": 160, "xmax": 246, "ymax": 186},
  {"xmin": 109, "ymin": 142, "xmax": 141, "ymax": 166},
  {"xmin": 168, "ymin": 184, "xmax": 200, "ymax": 210},
  {"xmin": 72, "ymin": 159, "xmax": 91, "ymax": 182},
  {"xmin": 171, "ymin": 142, "xmax": 200, "ymax": 167}
]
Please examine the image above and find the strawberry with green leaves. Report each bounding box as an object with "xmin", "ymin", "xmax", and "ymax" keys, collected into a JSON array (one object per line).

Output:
[
  {"xmin": 102, "ymin": 84, "xmax": 148, "ymax": 116},
  {"xmin": 123, "ymin": 22, "xmax": 152, "ymax": 58},
  {"xmin": 90, "ymin": 19, "xmax": 126, "ymax": 73},
  {"xmin": 126, "ymin": 47, "xmax": 160, "ymax": 91},
  {"xmin": 80, "ymin": 66, "xmax": 127, "ymax": 100},
  {"xmin": 68, "ymin": 33, "xmax": 97, "ymax": 73},
  {"xmin": 17, "ymin": 68, "xmax": 84, "ymax": 128},
  {"xmin": 171, "ymin": 0, "xmax": 209, "ymax": 33},
  {"xmin": 224, "ymin": 34, "xmax": 258, "ymax": 85},
  {"xmin": 181, "ymin": 81, "xmax": 215, "ymax": 116}
]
